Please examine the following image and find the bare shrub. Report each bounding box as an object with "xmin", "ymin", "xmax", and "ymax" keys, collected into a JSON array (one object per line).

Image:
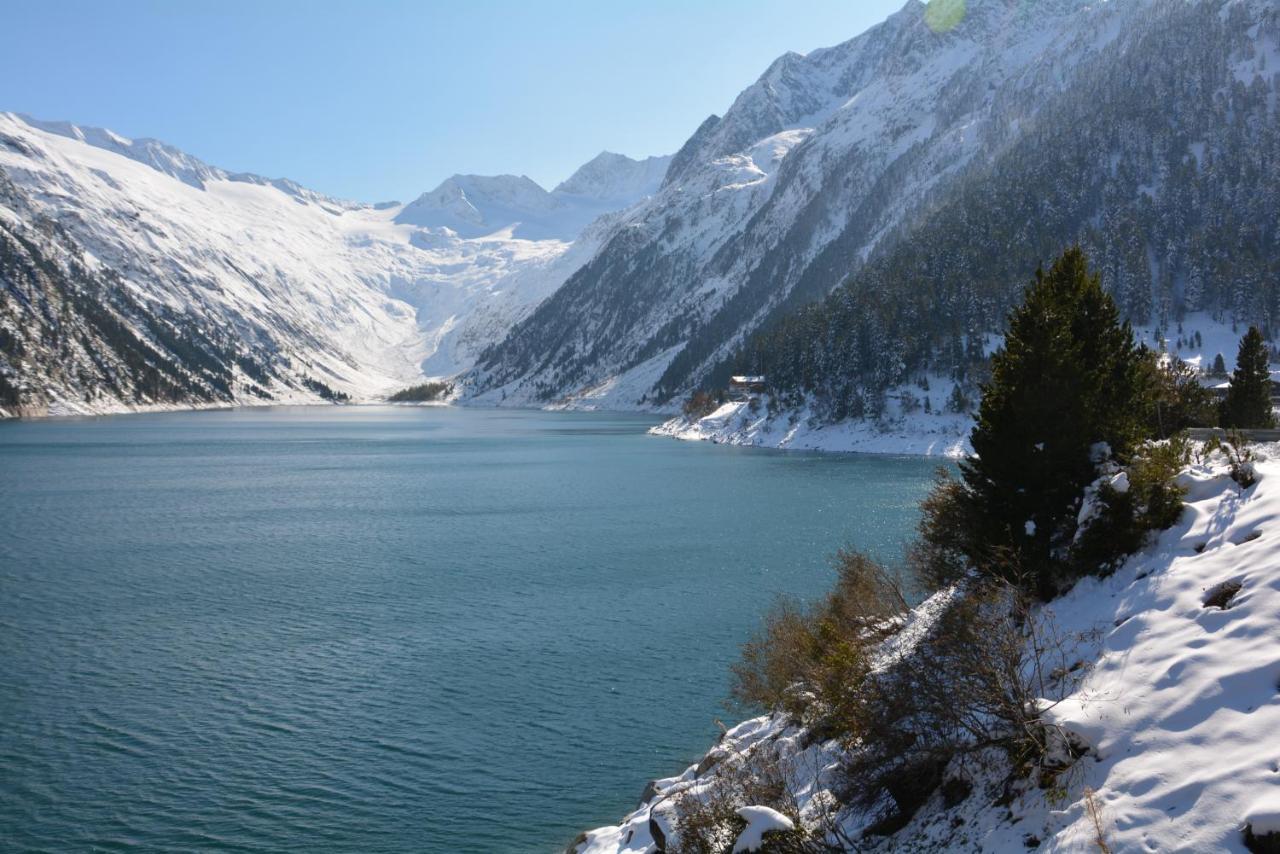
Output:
[
  {"xmin": 843, "ymin": 580, "xmax": 1083, "ymax": 833},
  {"xmin": 729, "ymin": 552, "xmax": 908, "ymax": 726},
  {"xmin": 907, "ymin": 468, "xmax": 980, "ymax": 589},
  {"xmin": 683, "ymin": 390, "xmax": 727, "ymax": 420},
  {"xmin": 730, "ymin": 599, "xmax": 821, "ymax": 717},
  {"xmin": 668, "ymin": 746, "xmax": 816, "ymax": 854}
]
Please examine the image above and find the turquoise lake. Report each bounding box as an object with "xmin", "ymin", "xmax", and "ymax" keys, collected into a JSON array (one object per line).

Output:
[{"xmin": 0, "ymin": 406, "xmax": 944, "ymax": 852}]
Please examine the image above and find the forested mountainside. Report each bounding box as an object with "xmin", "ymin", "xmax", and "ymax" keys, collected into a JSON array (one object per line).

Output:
[
  {"xmin": 469, "ymin": 0, "xmax": 1280, "ymax": 412},
  {"xmin": 740, "ymin": 0, "xmax": 1280, "ymax": 421},
  {"xmin": 0, "ymin": 112, "xmax": 664, "ymax": 417}
]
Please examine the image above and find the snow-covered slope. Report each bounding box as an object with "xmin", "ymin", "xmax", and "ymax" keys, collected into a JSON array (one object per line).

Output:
[
  {"xmin": 471, "ymin": 0, "xmax": 1280, "ymax": 414},
  {"xmin": 0, "ymin": 113, "xmax": 666, "ymax": 415},
  {"xmin": 574, "ymin": 446, "xmax": 1280, "ymax": 852},
  {"xmin": 652, "ymin": 394, "xmax": 973, "ymax": 457}
]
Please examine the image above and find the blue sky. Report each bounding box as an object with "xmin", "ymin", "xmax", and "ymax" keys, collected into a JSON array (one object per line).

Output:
[{"xmin": 3, "ymin": 0, "xmax": 907, "ymax": 202}]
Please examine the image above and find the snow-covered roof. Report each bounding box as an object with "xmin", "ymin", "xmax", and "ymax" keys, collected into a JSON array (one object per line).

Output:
[{"xmin": 730, "ymin": 375, "xmax": 766, "ymax": 384}]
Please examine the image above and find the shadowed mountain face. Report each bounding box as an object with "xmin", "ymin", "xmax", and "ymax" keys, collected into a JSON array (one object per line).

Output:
[{"xmin": 469, "ymin": 0, "xmax": 1280, "ymax": 413}]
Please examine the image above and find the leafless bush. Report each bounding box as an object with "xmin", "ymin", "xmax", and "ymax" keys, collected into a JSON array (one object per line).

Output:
[
  {"xmin": 842, "ymin": 580, "xmax": 1084, "ymax": 834},
  {"xmin": 683, "ymin": 390, "xmax": 726, "ymax": 420},
  {"xmin": 668, "ymin": 745, "xmax": 817, "ymax": 854}
]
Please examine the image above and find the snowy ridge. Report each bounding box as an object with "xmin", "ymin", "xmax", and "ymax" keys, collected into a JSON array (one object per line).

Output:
[
  {"xmin": 574, "ymin": 448, "xmax": 1280, "ymax": 852},
  {"xmin": 649, "ymin": 314, "xmax": 1256, "ymax": 458}
]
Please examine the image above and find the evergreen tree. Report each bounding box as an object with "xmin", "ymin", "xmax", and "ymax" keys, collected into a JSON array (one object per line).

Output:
[
  {"xmin": 960, "ymin": 247, "xmax": 1154, "ymax": 598},
  {"xmin": 1220, "ymin": 326, "xmax": 1275, "ymax": 428},
  {"xmin": 1146, "ymin": 355, "xmax": 1217, "ymax": 437},
  {"xmin": 1212, "ymin": 353, "xmax": 1228, "ymax": 377}
]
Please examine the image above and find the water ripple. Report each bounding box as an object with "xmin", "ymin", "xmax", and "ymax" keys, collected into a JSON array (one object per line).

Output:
[{"xmin": 0, "ymin": 407, "xmax": 941, "ymax": 852}]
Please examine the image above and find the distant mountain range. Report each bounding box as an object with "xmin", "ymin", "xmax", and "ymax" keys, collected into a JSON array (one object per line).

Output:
[
  {"xmin": 3, "ymin": 0, "xmax": 1279, "ymax": 421},
  {"xmin": 0, "ymin": 112, "xmax": 666, "ymax": 416}
]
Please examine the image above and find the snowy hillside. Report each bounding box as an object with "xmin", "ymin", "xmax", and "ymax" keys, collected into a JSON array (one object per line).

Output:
[
  {"xmin": 651, "ymin": 394, "xmax": 973, "ymax": 457},
  {"xmin": 0, "ymin": 113, "xmax": 665, "ymax": 416},
  {"xmin": 471, "ymin": 0, "xmax": 1280, "ymax": 416},
  {"xmin": 573, "ymin": 447, "xmax": 1280, "ymax": 852}
]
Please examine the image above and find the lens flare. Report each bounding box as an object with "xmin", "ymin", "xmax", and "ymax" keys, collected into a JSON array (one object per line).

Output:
[{"xmin": 925, "ymin": 0, "xmax": 966, "ymax": 34}]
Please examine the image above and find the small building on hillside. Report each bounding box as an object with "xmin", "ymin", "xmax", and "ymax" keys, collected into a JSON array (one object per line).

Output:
[
  {"xmin": 1199, "ymin": 374, "xmax": 1280, "ymax": 406},
  {"xmin": 729, "ymin": 375, "xmax": 767, "ymax": 400}
]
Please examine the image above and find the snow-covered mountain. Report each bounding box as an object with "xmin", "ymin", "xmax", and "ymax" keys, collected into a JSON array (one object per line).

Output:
[
  {"xmin": 470, "ymin": 0, "xmax": 1280, "ymax": 411},
  {"xmin": 396, "ymin": 152, "xmax": 670, "ymax": 241},
  {"xmin": 0, "ymin": 112, "xmax": 666, "ymax": 416},
  {"xmin": 6, "ymin": 0, "xmax": 1278, "ymax": 420}
]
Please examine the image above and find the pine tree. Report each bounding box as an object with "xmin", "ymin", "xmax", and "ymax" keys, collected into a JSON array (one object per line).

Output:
[
  {"xmin": 1212, "ymin": 353, "xmax": 1228, "ymax": 376},
  {"xmin": 1220, "ymin": 326, "xmax": 1275, "ymax": 428},
  {"xmin": 960, "ymin": 247, "xmax": 1154, "ymax": 598}
]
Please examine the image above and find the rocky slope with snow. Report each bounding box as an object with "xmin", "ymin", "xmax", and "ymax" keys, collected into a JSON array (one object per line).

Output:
[
  {"xmin": 471, "ymin": 0, "xmax": 1280, "ymax": 415},
  {"xmin": 651, "ymin": 394, "xmax": 973, "ymax": 458},
  {"xmin": 573, "ymin": 446, "xmax": 1280, "ymax": 852},
  {"xmin": 0, "ymin": 112, "xmax": 665, "ymax": 417}
]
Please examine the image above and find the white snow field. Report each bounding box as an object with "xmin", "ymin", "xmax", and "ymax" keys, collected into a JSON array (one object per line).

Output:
[{"xmin": 575, "ymin": 446, "xmax": 1280, "ymax": 852}]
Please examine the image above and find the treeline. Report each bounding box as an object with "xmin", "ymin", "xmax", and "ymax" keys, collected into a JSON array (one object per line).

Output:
[{"xmin": 387, "ymin": 381, "xmax": 453, "ymax": 403}]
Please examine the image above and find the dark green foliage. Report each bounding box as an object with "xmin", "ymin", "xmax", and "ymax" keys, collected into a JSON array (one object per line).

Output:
[
  {"xmin": 1071, "ymin": 438, "xmax": 1190, "ymax": 574},
  {"xmin": 0, "ymin": 370, "xmax": 19, "ymax": 409},
  {"xmin": 960, "ymin": 248, "xmax": 1156, "ymax": 598},
  {"xmin": 1146, "ymin": 355, "xmax": 1217, "ymax": 437},
  {"xmin": 302, "ymin": 377, "xmax": 351, "ymax": 403},
  {"xmin": 1220, "ymin": 326, "xmax": 1275, "ymax": 428},
  {"xmin": 1211, "ymin": 353, "xmax": 1228, "ymax": 377},
  {"xmin": 387, "ymin": 381, "xmax": 453, "ymax": 403}
]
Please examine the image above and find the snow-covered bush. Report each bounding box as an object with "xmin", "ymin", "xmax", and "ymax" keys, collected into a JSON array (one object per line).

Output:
[
  {"xmin": 1069, "ymin": 437, "xmax": 1189, "ymax": 574},
  {"xmin": 667, "ymin": 746, "xmax": 813, "ymax": 854}
]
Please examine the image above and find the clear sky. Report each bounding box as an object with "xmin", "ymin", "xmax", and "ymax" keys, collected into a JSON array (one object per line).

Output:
[{"xmin": 3, "ymin": 0, "xmax": 908, "ymax": 202}]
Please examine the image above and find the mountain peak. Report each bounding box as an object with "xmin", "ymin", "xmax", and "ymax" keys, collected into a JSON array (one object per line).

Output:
[{"xmin": 552, "ymin": 152, "xmax": 671, "ymax": 201}]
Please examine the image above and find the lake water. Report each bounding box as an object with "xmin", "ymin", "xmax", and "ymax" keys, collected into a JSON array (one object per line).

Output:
[{"xmin": 0, "ymin": 406, "xmax": 943, "ymax": 852}]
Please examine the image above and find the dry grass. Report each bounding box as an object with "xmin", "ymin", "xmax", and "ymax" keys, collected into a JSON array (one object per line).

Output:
[{"xmin": 1083, "ymin": 787, "xmax": 1112, "ymax": 853}]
